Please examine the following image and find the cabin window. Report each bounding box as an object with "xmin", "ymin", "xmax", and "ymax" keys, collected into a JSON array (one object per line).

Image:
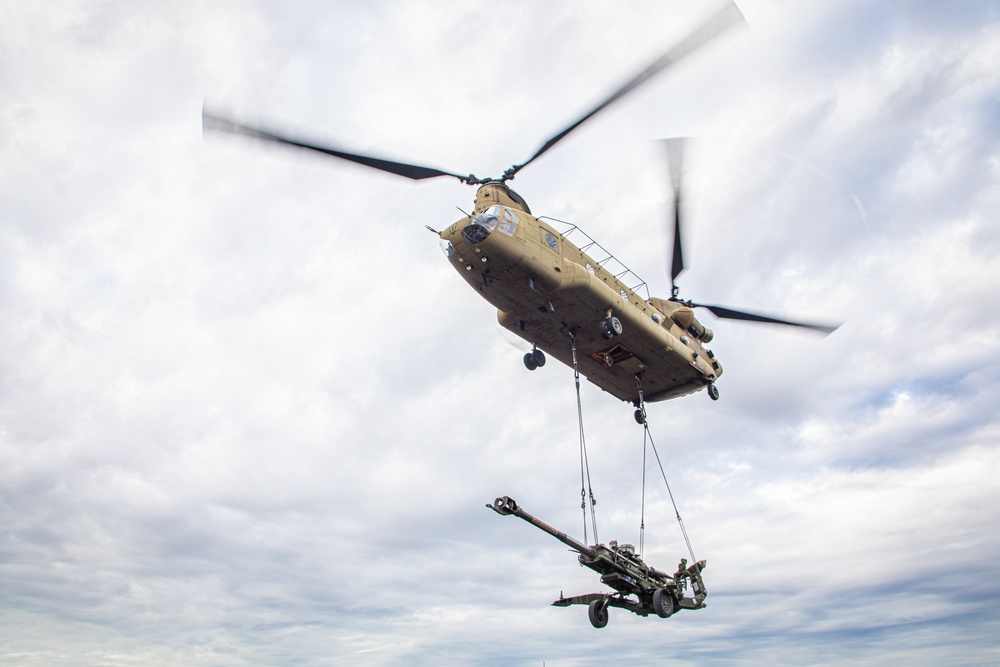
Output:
[
  {"xmin": 544, "ymin": 232, "xmax": 559, "ymax": 251},
  {"xmin": 585, "ymin": 262, "xmax": 595, "ymax": 275}
]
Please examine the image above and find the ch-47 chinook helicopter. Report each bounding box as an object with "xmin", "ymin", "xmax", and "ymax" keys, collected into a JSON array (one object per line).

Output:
[{"xmin": 204, "ymin": 1, "xmax": 838, "ymax": 410}]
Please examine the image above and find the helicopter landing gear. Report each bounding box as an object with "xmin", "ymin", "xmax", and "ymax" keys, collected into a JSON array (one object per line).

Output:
[
  {"xmin": 598, "ymin": 315, "xmax": 623, "ymax": 340},
  {"xmin": 633, "ymin": 376, "xmax": 648, "ymax": 425},
  {"xmin": 653, "ymin": 588, "xmax": 677, "ymax": 618},
  {"xmin": 633, "ymin": 396, "xmax": 646, "ymax": 425},
  {"xmin": 523, "ymin": 348, "xmax": 546, "ymax": 371},
  {"xmin": 588, "ymin": 597, "xmax": 610, "ymax": 629},
  {"xmin": 707, "ymin": 383, "xmax": 720, "ymax": 401}
]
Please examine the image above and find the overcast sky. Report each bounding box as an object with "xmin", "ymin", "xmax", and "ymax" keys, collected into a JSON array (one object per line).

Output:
[{"xmin": 2, "ymin": 1, "xmax": 999, "ymax": 665}]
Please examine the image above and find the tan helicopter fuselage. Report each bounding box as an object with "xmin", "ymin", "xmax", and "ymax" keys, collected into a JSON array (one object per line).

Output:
[{"xmin": 439, "ymin": 183, "xmax": 722, "ymax": 404}]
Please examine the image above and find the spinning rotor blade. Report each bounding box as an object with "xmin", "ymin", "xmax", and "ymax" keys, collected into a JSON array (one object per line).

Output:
[
  {"xmin": 505, "ymin": 1, "xmax": 746, "ymax": 180},
  {"xmin": 663, "ymin": 139, "xmax": 841, "ymax": 336},
  {"xmin": 691, "ymin": 302, "xmax": 841, "ymax": 335},
  {"xmin": 203, "ymin": 110, "xmax": 474, "ymax": 183},
  {"xmin": 664, "ymin": 138, "xmax": 686, "ymax": 290}
]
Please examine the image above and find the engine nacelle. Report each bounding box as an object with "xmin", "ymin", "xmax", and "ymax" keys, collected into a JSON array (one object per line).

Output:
[{"xmin": 669, "ymin": 306, "xmax": 714, "ymax": 343}]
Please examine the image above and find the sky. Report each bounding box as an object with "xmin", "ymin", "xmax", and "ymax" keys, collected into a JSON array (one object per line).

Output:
[{"xmin": 1, "ymin": 1, "xmax": 999, "ymax": 665}]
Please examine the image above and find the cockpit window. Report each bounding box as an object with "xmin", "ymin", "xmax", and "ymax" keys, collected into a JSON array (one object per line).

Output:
[
  {"xmin": 463, "ymin": 210, "xmax": 499, "ymax": 246},
  {"xmin": 498, "ymin": 207, "xmax": 519, "ymax": 236},
  {"xmin": 472, "ymin": 212, "xmax": 499, "ymax": 231}
]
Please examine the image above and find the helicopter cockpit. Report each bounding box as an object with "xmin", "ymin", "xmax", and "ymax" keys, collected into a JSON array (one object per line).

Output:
[{"xmin": 462, "ymin": 205, "xmax": 521, "ymax": 247}]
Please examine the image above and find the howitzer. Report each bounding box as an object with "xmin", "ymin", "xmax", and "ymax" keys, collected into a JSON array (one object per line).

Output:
[{"xmin": 489, "ymin": 495, "xmax": 707, "ymax": 628}]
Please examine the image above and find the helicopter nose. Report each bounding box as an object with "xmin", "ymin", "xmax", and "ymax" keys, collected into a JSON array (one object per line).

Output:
[{"xmin": 462, "ymin": 213, "xmax": 498, "ymax": 246}]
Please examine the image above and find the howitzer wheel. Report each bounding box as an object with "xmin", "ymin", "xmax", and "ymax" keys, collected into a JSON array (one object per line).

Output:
[
  {"xmin": 588, "ymin": 598, "xmax": 609, "ymax": 629},
  {"xmin": 653, "ymin": 588, "xmax": 677, "ymax": 618}
]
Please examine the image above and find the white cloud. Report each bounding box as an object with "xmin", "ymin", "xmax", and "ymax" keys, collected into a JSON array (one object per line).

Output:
[{"xmin": 2, "ymin": 1, "xmax": 999, "ymax": 665}]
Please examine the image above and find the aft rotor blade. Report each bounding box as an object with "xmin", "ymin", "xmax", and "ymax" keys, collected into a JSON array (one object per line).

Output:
[
  {"xmin": 506, "ymin": 1, "xmax": 746, "ymax": 179},
  {"xmin": 693, "ymin": 302, "xmax": 842, "ymax": 335},
  {"xmin": 664, "ymin": 138, "xmax": 686, "ymax": 287},
  {"xmin": 203, "ymin": 110, "xmax": 474, "ymax": 183}
]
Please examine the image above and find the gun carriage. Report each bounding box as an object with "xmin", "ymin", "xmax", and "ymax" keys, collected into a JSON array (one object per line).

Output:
[{"xmin": 489, "ymin": 496, "xmax": 706, "ymax": 628}]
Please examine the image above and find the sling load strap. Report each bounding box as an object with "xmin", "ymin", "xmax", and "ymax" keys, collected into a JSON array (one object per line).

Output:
[
  {"xmin": 571, "ymin": 333, "xmax": 599, "ymax": 545},
  {"xmin": 635, "ymin": 375, "xmax": 697, "ymax": 564},
  {"xmin": 638, "ymin": 379, "xmax": 648, "ymax": 557}
]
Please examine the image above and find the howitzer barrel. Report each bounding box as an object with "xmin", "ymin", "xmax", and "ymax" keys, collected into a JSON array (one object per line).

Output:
[{"xmin": 488, "ymin": 496, "xmax": 596, "ymax": 559}]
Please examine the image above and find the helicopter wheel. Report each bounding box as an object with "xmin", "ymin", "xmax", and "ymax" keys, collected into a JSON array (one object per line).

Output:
[
  {"xmin": 707, "ymin": 383, "xmax": 720, "ymax": 401},
  {"xmin": 599, "ymin": 316, "xmax": 623, "ymax": 340},
  {"xmin": 532, "ymin": 348, "xmax": 546, "ymax": 368},
  {"xmin": 634, "ymin": 408, "xmax": 645, "ymax": 425},
  {"xmin": 653, "ymin": 588, "xmax": 677, "ymax": 618},
  {"xmin": 588, "ymin": 598, "xmax": 609, "ymax": 629},
  {"xmin": 523, "ymin": 352, "xmax": 538, "ymax": 371}
]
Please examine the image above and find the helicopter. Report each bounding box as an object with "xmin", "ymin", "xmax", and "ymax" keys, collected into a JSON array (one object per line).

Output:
[{"xmin": 203, "ymin": 1, "xmax": 838, "ymax": 410}]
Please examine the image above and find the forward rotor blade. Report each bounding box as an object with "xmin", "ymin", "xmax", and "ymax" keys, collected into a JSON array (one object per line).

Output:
[
  {"xmin": 664, "ymin": 138, "xmax": 686, "ymax": 287},
  {"xmin": 203, "ymin": 110, "xmax": 473, "ymax": 183},
  {"xmin": 505, "ymin": 1, "xmax": 746, "ymax": 179},
  {"xmin": 692, "ymin": 302, "xmax": 842, "ymax": 335}
]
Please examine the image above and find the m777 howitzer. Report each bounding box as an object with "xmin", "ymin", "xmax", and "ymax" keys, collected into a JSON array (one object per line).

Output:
[{"xmin": 489, "ymin": 496, "xmax": 707, "ymax": 628}]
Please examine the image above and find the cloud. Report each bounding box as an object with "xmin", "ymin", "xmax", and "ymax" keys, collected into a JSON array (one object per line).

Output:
[{"xmin": 1, "ymin": 1, "xmax": 999, "ymax": 665}]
